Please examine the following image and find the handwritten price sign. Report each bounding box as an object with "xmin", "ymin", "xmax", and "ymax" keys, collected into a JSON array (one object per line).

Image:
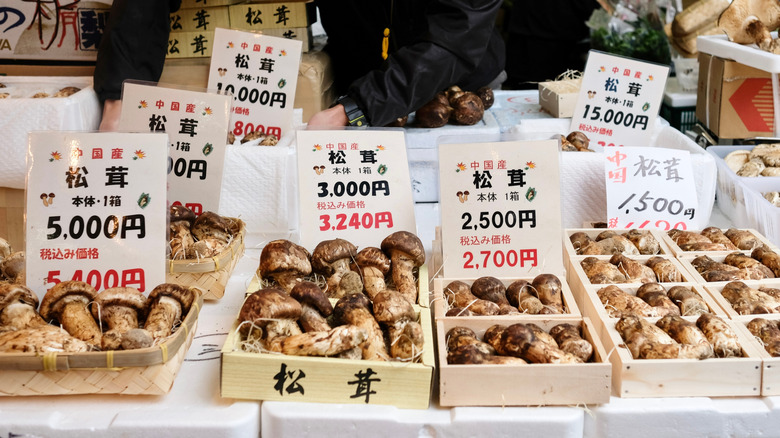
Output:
[
  {"xmin": 605, "ymin": 146, "xmax": 700, "ymax": 230},
  {"xmin": 296, "ymin": 130, "xmax": 416, "ymax": 250},
  {"xmin": 438, "ymin": 139, "xmax": 564, "ymax": 277},
  {"xmin": 25, "ymin": 132, "xmax": 168, "ymax": 300}
]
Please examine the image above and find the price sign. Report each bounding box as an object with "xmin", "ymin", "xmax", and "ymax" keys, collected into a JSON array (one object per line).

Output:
[
  {"xmin": 208, "ymin": 28, "xmax": 302, "ymax": 142},
  {"xmin": 605, "ymin": 146, "xmax": 700, "ymax": 230},
  {"xmin": 439, "ymin": 140, "xmax": 564, "ymax": 278},
  {"xmin": 296, "ymin": 130, "xmax": 417, "ymax": 250},
  {"xmin": 26, "ymin": 132, "xmax": 168, "ymax": 300},
  {"xmin": 570, "ymin": 50, "xmax": 669, "ymax": 148},
  {"xmin": 119, "ymin": 82, "xmax": 232, "ymax": 214}
]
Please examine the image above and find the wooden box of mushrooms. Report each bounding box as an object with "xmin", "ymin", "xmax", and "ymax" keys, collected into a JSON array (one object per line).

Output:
[
  {"xmin": 437, "ymin": 316, "xmax": 611, "ymax": 406},
  {"xmin": 660, "ymin": 228, "xmax": 779, "ymax": 258},
  {"xmin": 730, "ymin": 314, "xmax": 780, "ymax": 396},
  {"xmin": 166, "ymin": 207, "xmax": 246, "ymax": 300},
  {"xmin": 599, "ymin": 312, "xmax": 763, "ymax": 398},
  {"xmin": 220, "ymin": 232, "xmax": 435, "ymax": 408},
  {"xmin": 677, "ymin": 245, "xmax": 780, "ymax": 286},
  {"xmin": 0, "ymin": 275, "xmax": 202, "ymax": 396}
]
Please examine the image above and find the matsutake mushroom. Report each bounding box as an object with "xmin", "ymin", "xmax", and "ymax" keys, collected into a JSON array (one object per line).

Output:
[
  {"xmin": 239, "ymin": 287, "xmax": 302, "ymax": 352},
  {"xmin": 92, "ymin": 287, "xmax": 148, "ymax": 350},
  {"xmin": 169, "ymin": 205, "xmax": 196, "ymax": 260},
  {"xmin": 312, "ymin": 238, "xmax": 359, "ymax": 299},
  {"xmin": 40, "ymin": 280, "xmax": 102, "ymax": 348},
  {"xmin": 143, "ymin": 283, "xmax": 196, "ymax": 340},
  {"xmin": 381, "ymin": 231, "xmax": 425, "ymax": 304},
  {"xmin": 258, "ymin": 239, "xmax": 312, "ymax": 293}
]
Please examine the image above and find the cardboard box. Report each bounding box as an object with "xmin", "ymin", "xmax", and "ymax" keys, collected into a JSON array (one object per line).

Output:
[
  {"xmin": 169, "ymin": 6, "xmax": 231, "ymax": 33},
  {"xmin": 437, "ymin": 317, "xmax": 611, "ymax": 406},
  {"xmin": 0, "ymin": 187, "xmax": 24, "ymax": 252},
  {"xmin": 696, "ymin": 52, "xmax": 774, "ymax": 139},
  {"xmin": 538, "ymin": 78, "xmax": 580, "ymax": 118},
  {"xmin": 228, "ymin": 2, "xmax": 316, "ymax": 31},
  {"xmin": 0, "ymin": 1, "xmax": 111, "ymax": 61}
]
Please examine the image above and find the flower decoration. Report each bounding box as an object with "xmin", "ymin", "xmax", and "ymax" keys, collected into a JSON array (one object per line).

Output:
[
  {"xmin": 49, "ymin": 151, "xmax": 62, "ymax": 162},
  {"xmin": 313, "ymin": 144, "xmax": 322, "ymax": 151},
  {"xmin": 526, "ymin": 161, "xmax": 536, "ymax": 169},
  {"xmin": 456, "ymin": 162, "xmax": 466, "ymax": 172},
  {"xmin": 139, "ymin": 100, "xmax": 148, "ymax": 109},
  {"xmin": 376, "ymin": 145, "xmax": 385, "ymax": 151},
  {"xmin": 203, "ymin": 107, "xmax": 213, "ymax": 116},
  {"xmin": 133, "ymin": 150, "xmax": 146, "ymax": 160}
]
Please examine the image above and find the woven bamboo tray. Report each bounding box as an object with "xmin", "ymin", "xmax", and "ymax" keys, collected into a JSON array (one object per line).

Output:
[
  {"xmin": 0, "ymin": 292, "xmax": 203, "ymax": 396},
  {"xmin": 167, "ymin": 218, "xmax": 245, "ymax": 300}
]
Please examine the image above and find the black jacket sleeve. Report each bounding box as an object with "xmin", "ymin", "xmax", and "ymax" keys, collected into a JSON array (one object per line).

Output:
[
  {"xmin": 93, "ymin": 0, "xmax": 181, "ymax": 103},
  {"xmin": 346, "ymin": 0, "xmax": 504, "ymax": 127}
]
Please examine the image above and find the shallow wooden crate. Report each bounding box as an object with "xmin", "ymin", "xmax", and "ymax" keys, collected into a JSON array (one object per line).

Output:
[
  {"xmin": 678, "ymin": 254, "xmax": 778, "ymax": 288},
  {"xmin": 566, "ymin": 254, "xmax": 696, "ymax": 316},
  {"xmin": 660, "ymin": 228, "xmax": 779, "ymax": 258},
  {"xmin": 436, "ymin": 316, "xmax": 611, "ymax": 406},
  {"xmin": 0, "ymin": 292, "xmax": 203, "ymax": 396},
  {"xmin": 703, "ymin": 280, "xmax": 780, "ymax": 320},
  {"xmin": 731, "ymin": 314, "xmax": 780, "ymax": 396},
  {"xmin": 220, "ymin": 305, "xmax": 434, "ymax": 408},
  {"xmin": 431, "ymin": 276, "xmax": 581, "ymax": 321},
  {"xmin": 579, "ymin": 282, "xmax": 728, "ymax": 342},
  {"xmin": 563, "ymin": 228, "xmax": 673, "ymax": 260},
  {"xmin": 601, "ymin": 314, "xmax": 763, "ymax": 398},
  {"xmin": 167, "ymin": 218, "xmax": 245, "ymax": 301}
]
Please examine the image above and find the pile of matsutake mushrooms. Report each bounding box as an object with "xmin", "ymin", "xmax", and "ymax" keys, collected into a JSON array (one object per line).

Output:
[
  {"xmin": 446, "ymin": 322, "xmax": 594, "ymax": 365},
  {"xmin": 598, "ymin": 283, "xmax": 712, "ymax": 318},
  {"xmin": 0, "ymin": 237, "xmax": 24, "ymax": 285},
  {"xmin": 559, "ymin": 131, "xmax": 594, "ymax": 152},
  {"xmin": 442, "ymin": 274, "xmax": 567, "ymax": 316},
  {"xmin": 168, "ymin": 206, "xmax": 242, "ymax": 260},
  {"xmin": 747, "ymin": 317, "xmax": 780, "ymax": 357},
  {"xmin": 411, "ymin": 85, "xmax": 494, "ymax": 128},
  {"xmin": 570, "ymin": 229, "xmax": 663, "ymax": 256},
  {"xmin": 237, "ymin": 231, "xmax": 426, "ymax": 362},
  {"xmin": 667, "ymin": 228, "xmax": 766, "ymax": 252},
  {"xmin": 719, "ymin": 281, "xmax": 780, "ymax": 315},
  {"xmin": 0, "ymin": 280, "xmax": 198, "ymax": 354},
  {"xmin": 690, "ymin": 246, "xmax": 780, "ymax": 282},
  {"xmin": 580, "ymin": 255, "xmax": 684, "ymax": 284},
  {"xmin": 615, "ymin": 313, "xmax": 744, "ymax": 360}
]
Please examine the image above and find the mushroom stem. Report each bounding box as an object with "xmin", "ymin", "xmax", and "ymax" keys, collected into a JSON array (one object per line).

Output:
[
  {"xmin": 58, "ymin": 300, "xmax": 102, "ymax": 347},
  {"xmin": 101, "ymin": 306, "xmax": 142, "ymax": 350},
  {"xmin": 334, "ymin": 294, "xmax": 388, "ymax": 361},
  {"xmin": 1, "ymin": 301, "xmax": 47, "ymax": 330},
  {"xmin": 362, "ymin": 266, "xmax": 387, "ymax": 300},
  {"xmin": 169, "ymin": 221, "xmax": 194, "ymax": 260},
  {"xmin": 299, "ymin": 304, "xmax": 331, "ymax": 332},
  {"xmin": 145, "ymin": 295, "xmax": 183, "ymax": 339},
  {"xmin": 325, "ymin": 258, "xmax": 352, "ymax": 293},
  {"xmin": 264, "ymin": 320, "xmax": 303, "ymax": 352},
  {"xmin": 273, "ymin": 273, "xmax": 304, "ymax": 293},
  {"xmin": 389, "ymin": 252, "xmax": 418, "ymax": 304}
]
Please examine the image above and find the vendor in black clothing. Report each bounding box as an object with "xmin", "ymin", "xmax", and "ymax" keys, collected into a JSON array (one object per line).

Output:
[
  {"xmin": 503, "ymin": 0, "xmax": 600, "ymax": 90},
  {"xmin": 93, "ymin": 0, "xmax": 181, "ymax": 131},
  {"xmin": 308, "ymin": 0, "xmax": 506, "ymax": 128}
]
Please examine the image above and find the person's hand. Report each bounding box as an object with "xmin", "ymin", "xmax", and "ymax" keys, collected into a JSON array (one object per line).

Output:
[
  {"xmin": 307, "ymin": 104, "xmax": 348, "ymax": 128},
  {"xmin": 98, "ymin": 99, "xmax": 122, "ymax": 131}
]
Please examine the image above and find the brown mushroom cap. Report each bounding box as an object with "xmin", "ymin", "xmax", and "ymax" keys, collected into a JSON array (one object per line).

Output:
[
  {"xmin": 0, "ymin": 251, "xmax": 25, "ymax": 282},
  {"xmin": 0, "ymin": 283, "xmax": 41, "ymax": 329},
  {"xmin": 39, "ymin": 281, "xmax": 98, "ymax": 322},
  {"xmin": 91, "ymin": 287, "xmax": 148, "ymax": 322},
  {"xmin": 240, "ymin": 288, "xmax": 302, "ymax": 329},
  {"xmin": 191, "ymin": 211, "xmax": 231, "ymax": 242},
  {"xmin": 333, "ymin": 292, "xmax": 372, "ymax": 325},
  {"xmin": 147, "ymin": 283, "xmax": 195, "ymax": 316},
  {"xmin": 372, "ymin": 290, "xmax": 415, "ymax": 324},
  {"xmin": 380, "ymin": 231, "xmax": 425, "ymax": 267},
  {"xmin": 506, "ymin": 279, "xmax": 531, "ymax": 307},
  {"xmin": 311, "ymin": 238, "xmax": 358, "ymax": 276},
  {"xmin": 170, "ymin": 205, "xmax": 196, "ymax": 224},
  {"xmin": 290, "ymin": 281, "xmax": 333, "ymax": 317},
  {"xmin": 444, "ymin": 280, "xmax": 472, "ymax": 296},
  {"xmin": 354, "ymin": 247, "xmax": 391, "ymax": 274},
  {"xmin": 258, "ymin": 239, "xmax": 313, "ymax": 279},
  {"xmin": 470, "ymin": 276, "xmax": 508, "ymax": 304}
]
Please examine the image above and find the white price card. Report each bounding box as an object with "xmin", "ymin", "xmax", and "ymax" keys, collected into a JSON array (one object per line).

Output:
[
  {"xmin": 296, "ymin": 130, "xmax": 417, "ymax": 250},
  {"xmin": 439, "ymin": 140, "xmax": 564, "ymax": 278},
  {"xmin": 208, "ymin": 28, "xmax": 302, "ymax": 142},
  {"xmin": 570, "ymin": 51, "xmax": 669, "ymax": 148},
  {"xmin": 605, "ymin": 146, "xmax": 700, "ymax": 230},
  {"xmin": 25, "ymin": 132, "xmax": 168, "ymax": 300},
  {"xmin": 119, "ymin": 82, "xmax": 232, "ymax": 215}
]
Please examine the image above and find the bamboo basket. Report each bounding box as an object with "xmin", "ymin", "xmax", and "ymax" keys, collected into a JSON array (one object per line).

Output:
[
  {"xmin": 0, "ymin": 292, "xmax": 203, "ymax": 396},
  {"xmin": 167, "ymin": 218, "xmax": 246, "ymax": 300}
]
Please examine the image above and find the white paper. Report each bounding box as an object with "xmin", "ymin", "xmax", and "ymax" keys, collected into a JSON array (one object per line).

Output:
[
  {"xmin": 438, "ymin": 139, "xmax": 564, "ymax": 277},
  {"xmin": 25, "ymin": 132, "xmax": 168, "ymax": 299}
]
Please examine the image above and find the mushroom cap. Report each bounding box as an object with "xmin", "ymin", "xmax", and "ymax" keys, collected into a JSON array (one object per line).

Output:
[
  {"xmin": 92, "ymin": 287, "xmax": 148, "ymax": 322},
  {"xmin": 381, "ymin": 231, "xmax": 425, "ymax": 267},
  {"xmin": 0, "ymin": 251, "xmax": 25, "ymax": 281},
  {"xmin": 170, "ymin": 204, "xmax": 196, "ymax": 224},
  {"xmin": 40, "ymin": 193, "xmax": 47, "ymax": 199},
  {"xmin": 506, "ymin": 279, "xmax": 532, "ymax": 307},
  {"xmin": 372, "ymin": 290, "xmax": 415, "ymax": 324},
  {"xmin": 470, "ymin": 276, "xmax": 507, "ymax": 303},
  {"xmin": 191, "ymin": 211, "xmax": 231, "ymax": 241},
  {"xmin": 354, "ymin": 247, "xmax": 391, "ymax": 275},
  {"xmin": 259, "ymin": 239, "xmax": 312, "ymax": 278},
  {"xmin": 290, "ymin": 281, "xmax": 333, "ymax": 316},
  {"xmin": 333, "ymin": 292, "xmax": 372, "ymax": 324},
  {"xmin": 311, "ymin": 238, "xmax": 358, "ymax": 275},
  {"xmin": 39, "ymin": 280, "xmax": 98, "ymax": 321},
  {"xmin": 0, "ymin": 283, "xmax": 39, "ymax": 313},
  {"xmin": 147, "ymin": 283, "xmax": 196, "ymax": 316},
  {"xmin": 239, "ymin": 288, "xmax": 302, "ymax": 327},
  {"xmin": 443, "ymin": 280, "xmax": 471, "ymax": 296}
]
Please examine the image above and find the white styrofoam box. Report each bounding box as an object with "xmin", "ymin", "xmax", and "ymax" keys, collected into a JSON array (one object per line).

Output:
[
  {"xmin": 742, "ymin": 185, "xmax": 780, "ymax": 247},
  {"xmin": 403, "ymin": 110, "xmax": 501, "ymax": 149},
  {"xmin": 218, "ymin": 135, "xmax": 298, "ymax": 249},
  {"xmin": 489, "ymin": 89, "xmax": 552, "ymax": 132},
  {"xmin": 664, "ymin": 77, "xmax": 697, "ymax": 107},
  {"xmin": 698, "ymin": 32, "xmax": 780, "ymax": 73},
  {"xmin": 507, "ymin": 118, "xmax": 716, "ymax": 229},
  {"xmin": 263, "ymin": 402, "xmax": 584, "ymax": 438},
  {"xmin": 706, "ymin": 145, "xmax": 780, "ymax": 230},
  {"xmin": 0, "ymin": 76, "xmax": 100, "ymax": 189}
]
